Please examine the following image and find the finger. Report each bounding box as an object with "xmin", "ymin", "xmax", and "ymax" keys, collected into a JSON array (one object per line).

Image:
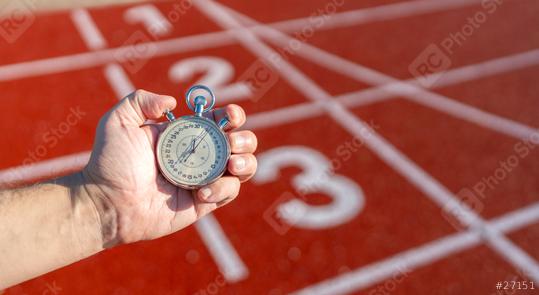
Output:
[
  {"xmin": 228, "ymin": 130, "xmax": 258, "ymax": 154},
  {"xmin": 112, "ymin": 89, "xmax": 177, "ymax": 126},
  {"xmin": 228, "ymin": 154, "xmax": 257, "ymax": 182},
  {"xmin": 195, "ymin": 176, "xmax": 241, "ymax": 204},
  {"xmin": 204, "ymin": 104, "xmax": 246, "ymax": 131}
]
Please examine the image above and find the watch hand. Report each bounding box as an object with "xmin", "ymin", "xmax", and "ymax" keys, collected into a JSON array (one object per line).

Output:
[
  {"xmin": 192, "ymin": 130, "xmax": 208, "ymax": 152},
  {"xmin": 183, "ymin": 129, "xmax": 209, "ymax": 163},
  {"xmin": 189, "ymin": 138, "xmax": 196, "ymax": 153},
  {"xmin": 192, "ymin": 127, "xmax": 209, "ymax": 147},
  {"xmin": 175, "ymin": 138, "xmax": 196, "ymax": 165}
]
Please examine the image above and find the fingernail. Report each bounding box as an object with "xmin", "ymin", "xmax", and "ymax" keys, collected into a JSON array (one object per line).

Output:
[
  {"xmin": 234, "ymin": 134, "xmax": 246, "ymax": 148},
  {"xmin": 200, "ymin": 187, "xmax": 212, "ymax": 201},
  {"xmin": 234, "ymin": 156, "xmax": 246, "ymax": 171}
]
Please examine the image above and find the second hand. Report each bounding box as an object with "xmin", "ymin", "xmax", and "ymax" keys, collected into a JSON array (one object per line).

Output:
[{"xmin": 183, "ymin": 129, "xmax": 209, "ymax": 163}]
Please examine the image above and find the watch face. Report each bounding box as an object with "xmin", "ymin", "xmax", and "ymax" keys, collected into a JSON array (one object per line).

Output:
[{"xmin": 157, "ymin": 116, "xmax": 230, "ymax": 189}]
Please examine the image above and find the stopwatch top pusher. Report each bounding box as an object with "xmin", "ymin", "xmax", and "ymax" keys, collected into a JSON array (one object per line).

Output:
[{"xmin": 163, "ymin": 85, "xmax": 229, "ymax": 129}]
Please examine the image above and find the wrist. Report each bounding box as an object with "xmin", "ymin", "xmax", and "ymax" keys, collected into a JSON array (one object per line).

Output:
[{"xmin": 61, "ymin": 171, "xmax": 120, "ymax": 248}]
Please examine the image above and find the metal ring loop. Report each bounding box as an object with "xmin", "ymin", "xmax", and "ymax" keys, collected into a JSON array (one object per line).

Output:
[{"xmin": 185, "ymin": 85, "xmax": 215, "ymax": 113}]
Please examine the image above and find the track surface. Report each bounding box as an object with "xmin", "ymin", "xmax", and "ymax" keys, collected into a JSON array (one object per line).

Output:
[{"xmin": 1, "ymin": 0, "xmax": 539, "ymax": 294}]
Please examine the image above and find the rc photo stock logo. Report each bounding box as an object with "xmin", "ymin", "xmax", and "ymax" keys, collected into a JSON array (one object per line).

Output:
[
  {"xmin": 263, "ymin": 191, "xmax": 308, "ymax": 235},
  {"xmin": 237, "ymin": 59, "xmax": 279, "ymax": 103},
  {"xmin": 408, "ymin": 44, "xmax": 452, "ymax": 88},
  {"xmin": 113, "ymin": 30, "xmax": 157, "ymax": 74},
  {"xmin": 409, "ymin": 0, "xmax": 504, "ymax": 87},
  {"xmin": 0, "ymin": 0, "xmax": 36, "ymax": 44},
  {"xmin": 441, "ymin": 188, "xmax": 485, "ymax": 230}
]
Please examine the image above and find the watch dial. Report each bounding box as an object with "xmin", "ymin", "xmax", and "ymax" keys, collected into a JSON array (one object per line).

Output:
[{"xmin": 158, "ymin": 116, "xmax": 229, "ymax": 188}]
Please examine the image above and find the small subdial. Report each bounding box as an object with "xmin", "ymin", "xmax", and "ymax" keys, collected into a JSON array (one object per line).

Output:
[{"xmin": 176, "ymin": 135, "xmax": 211, "ymax": 168}]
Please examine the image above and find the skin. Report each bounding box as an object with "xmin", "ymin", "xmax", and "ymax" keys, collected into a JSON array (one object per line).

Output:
[{"xmin": 0, "ymin": 90, "xmax": 258, "ymax": 289}]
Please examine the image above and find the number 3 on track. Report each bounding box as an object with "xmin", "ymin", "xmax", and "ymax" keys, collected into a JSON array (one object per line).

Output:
[{"xmin": 254, "ymin": 146, "xmax": 364, "ymax": 229}]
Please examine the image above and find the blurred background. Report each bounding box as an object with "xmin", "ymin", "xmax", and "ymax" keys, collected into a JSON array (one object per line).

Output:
[{"xmin": 1, "ymin": 0, "xmax": 538, "ymax": 294}]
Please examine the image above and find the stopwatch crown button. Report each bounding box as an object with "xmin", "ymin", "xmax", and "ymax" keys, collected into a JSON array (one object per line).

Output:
[
  {"xmin": 164, "ymin": 109, "xmax": 176, "ymax": 122},
  {"xmin": 185, "ymin": 85, "xmax": 216, "ymax": 115},
  {"xmin": 194, "ymin": 96, "xmax": 206, "ymax": 105},
  {"xmin": 194, "ymin": 96, "xmax": 207, "ymax": 117}
]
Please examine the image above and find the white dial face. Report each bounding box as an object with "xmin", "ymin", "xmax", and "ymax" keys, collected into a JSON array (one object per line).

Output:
[{"xmin": 157, "ymin": 116, "xmax": 230, "ymax": 188}]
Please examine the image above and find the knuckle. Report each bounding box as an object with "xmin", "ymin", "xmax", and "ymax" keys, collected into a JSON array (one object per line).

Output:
[
  {"xmin": 227, "ymin": 131, "xmax": 237, "ymax": 140},
  {"xmin": 133, "ymin": 89, "xmax": 147, "ymax": 97},
  {"xmin": 130, "ymin": 90, "xmax": 146, "ymax": 108},
  {"xmin": 214, "ymin": 177, "xmax": 240, "ymax": 203},
  {"xmin": 230, "ymin": 177, "xmax": 241, "ymax": 197},
  {"xmin": 215, "ymin": 178, "xmax": 228, "ymax": 192}
]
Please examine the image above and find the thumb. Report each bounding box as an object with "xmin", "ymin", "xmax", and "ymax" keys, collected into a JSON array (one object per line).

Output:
[{"xmin": 110, "ymin": 89, "xmax": 177, "ymax": 126}]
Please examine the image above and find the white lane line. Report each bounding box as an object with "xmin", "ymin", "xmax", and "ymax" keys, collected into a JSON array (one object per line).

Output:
[
  {"xmin": 432, "ymin": 49, "xmax": 539, "ymax": 88},
  {"xmin": 104, "ymin": 63, "xmax": 135, "ymax": 99},
  {"xmin": 70, "ymin": 9, "xmax": 108, "ymax": 50},
  {"xmin": 484, "ymin": 228, "xmax": 539, "ymax": 283},
  {"xmin": 405, "ymin": 90, "xmax": 539, "ymax": 140},
  {"xmin": 72, "ymin": 9, "xmax": 133, "ymax": 100},
  {"xmin": 0, "ymin": 151, "xmax": 90, "ymax": 187},
  {"xmin": 0, "ymin": 0, "xmax": 480, "ymax": 82},
  {"xmin": 69, "ymin": 8, "xmax": 249, "ymax": 283},
  {"xmin": 300, "ymin": 233, "xmax": 481, "ymax": 295},
  {"xmin": 0, "ymin": 50, "xmax": 111, "ymax": 82},
  {"xmin": 246, "ymin": 48, "xmax": 539, "ymax": 130},
  {"xmin": 226, "ymin": 7, "xmax": 539, "ymax": 142},
  {"xmin": 270, "ymin": 0, "xmax": 479, "ymax": 34},
  {"xmin": 336, "ymin": 49, "xmax": 539, "ymax": 109},
  {"xmin": 493, "ymin": 203, "xmax": 539, "ymax": 233},
  {"xmin": 194, "ymin": 0, "xmax": 539, "ymax": 283},
  {"xmin": 194, "ymin": 215, "xmax": 249, "ymax": 282},
  {"xmin": 0, "ymin": 31, "xmax": 235, "ymax": 82},
  {"xmin": 292, "ymin": 202, "xmax": 539, "ymax": 295},
  {"xmin": 244, "ymin": 101, "xmax": 325, "ymax": 130}
]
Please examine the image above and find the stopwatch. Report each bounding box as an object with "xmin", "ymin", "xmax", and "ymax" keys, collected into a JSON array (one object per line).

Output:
[{"xmin": 157, "ymin": 85, "xmax": 231, "ymax": 189}]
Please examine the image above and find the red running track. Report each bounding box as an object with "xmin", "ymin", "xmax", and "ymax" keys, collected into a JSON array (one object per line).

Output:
[{"xmin": 1, "ymin": 0, "xmax": 539, "ymax": 294}]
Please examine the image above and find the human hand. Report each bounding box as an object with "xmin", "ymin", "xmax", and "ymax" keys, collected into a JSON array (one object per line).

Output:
[{"xmin": 82, "ymin": 90, "xmax": 257, "ymax": 246}]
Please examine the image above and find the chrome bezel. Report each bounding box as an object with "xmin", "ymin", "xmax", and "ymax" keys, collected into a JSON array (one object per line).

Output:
[{"xmin": 156, "ymin": 116, "xmax": 231, "ymax": 190}]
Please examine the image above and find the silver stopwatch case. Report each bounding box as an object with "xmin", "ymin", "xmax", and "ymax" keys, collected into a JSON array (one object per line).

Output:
[{"xmin": 156, "ymin": 85, "xmax": 231, "ymax": 190}]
